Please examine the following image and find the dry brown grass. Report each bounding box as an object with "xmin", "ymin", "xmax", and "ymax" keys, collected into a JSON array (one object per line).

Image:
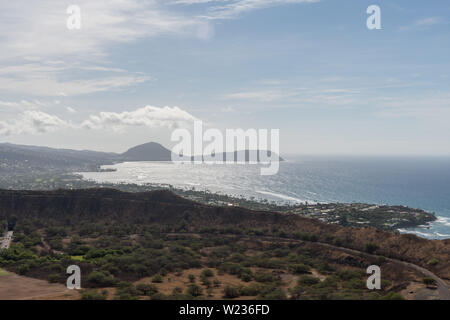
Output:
[{"xmin": 0, "ymin": 272, "xmax": 80, "ymax": 300}]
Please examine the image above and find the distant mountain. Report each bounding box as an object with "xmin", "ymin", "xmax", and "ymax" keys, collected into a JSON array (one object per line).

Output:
[
  {"xmin": 0, "ymin": 143, "xmax": 119, "ymax": 173},
  {"xmin": 121, "ymin": 142, "xmax": 172, "ymax": 161},
  {"xmin": 0, "ymin": 141, "xmax": 285, "ymax": 174}
]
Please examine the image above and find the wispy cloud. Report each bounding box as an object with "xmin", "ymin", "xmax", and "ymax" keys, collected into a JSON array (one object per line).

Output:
[
  {"xmin": 0, "ymin": 62, "xmax": 149, "ymax": 96},
  {"xmin": 0, "ymin": 1, "xmax": 211, "ymax": 60},
  {"xmin": 0, "ymin": 0, "xmax": 320, "ymax": 97},
  {"xmin": 202, "ymin": 0, "xmax": 319, "ymax": 19},
  {"xmin": 0, "ymin": 0, "xmax": 212, "ymax": 97},
  {"xmin": 399, "ymin": 16, "xmax": 447, "ymax": 31}
]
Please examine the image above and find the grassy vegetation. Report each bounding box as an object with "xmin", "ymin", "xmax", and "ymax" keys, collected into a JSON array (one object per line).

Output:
[
  {"xmin": 0, "ymin": 189, "xmax": 426, "ymax": 300},
  {"xmin": 0, "ymin": 268, "xmax": 8, "ymax": 276},
  {"xmin": 0, "ymin": 220, "xmax": 409, "ymax": 300}
]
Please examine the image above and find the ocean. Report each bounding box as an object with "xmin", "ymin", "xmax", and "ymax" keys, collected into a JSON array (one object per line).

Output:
[{"xmin": 78, "ymin": 156, "xmax": 450, "ymax": 240}]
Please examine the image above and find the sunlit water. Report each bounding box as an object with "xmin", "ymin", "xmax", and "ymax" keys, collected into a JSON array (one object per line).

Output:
[{"xmin": 77, "ymin": 156, "xmax": 450, "ymax": 240}]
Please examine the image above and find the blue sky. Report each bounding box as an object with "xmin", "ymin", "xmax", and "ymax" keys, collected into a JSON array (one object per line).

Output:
[{"xmin": 0, "ymin": 0, "xmax": 449, "ymax": 155}]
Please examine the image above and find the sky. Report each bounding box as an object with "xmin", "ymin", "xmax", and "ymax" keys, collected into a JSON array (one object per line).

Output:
[{"xmin": 0, "ymin": 0, "xmax": 449, "ymax": 155}]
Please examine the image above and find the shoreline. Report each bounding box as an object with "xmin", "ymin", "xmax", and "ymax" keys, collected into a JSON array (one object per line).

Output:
[{"xmin": 72, "ymin": 172, "xmax": 440, "ymax": 237}]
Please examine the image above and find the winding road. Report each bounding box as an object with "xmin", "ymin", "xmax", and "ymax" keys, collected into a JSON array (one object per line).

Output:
[{"xmin": 166, "ymin": 232, "xmax": 450, "ymax": 300}]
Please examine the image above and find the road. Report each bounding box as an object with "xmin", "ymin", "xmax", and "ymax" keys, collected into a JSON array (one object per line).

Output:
[{"xmin": 0, "ymin": 231, "xmax": 13, "ymax": 250}]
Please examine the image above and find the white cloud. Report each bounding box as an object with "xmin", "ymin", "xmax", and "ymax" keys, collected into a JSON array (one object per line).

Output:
[
  {"xmin": 66, "ymin": 107, "xmax": 77, "ymax": 114},
  {"xmin": 0, "ymin": 1, "xmax": 212, "ymax": 96},
  {"xmin": 0, "ymin": 62, "xmax": 149, "ymax": 96},
  {"xmin": 0, "ymin": 110, "xmax": 69, "ymax": 136},
  {"xmin": 0, "ymin": 0, "xmax": 319, "ymax": 97},
  {"xmin": 81, "ymin": 105, "xmax": 198, "ymax": 131},
  {"xmin": 223, "ymin": 90, "xmax": 296, "ymax": 102},
  {"xmin": 1, "ymin": 105, "xmax": 198, "ymax": 136},
  {"xmin": 0, "ymin": 1, "xmax": 211, "ymax": 61},
  {"xmin": 0, "ymin": 100, "xmax": 43, "ymax": 110}
]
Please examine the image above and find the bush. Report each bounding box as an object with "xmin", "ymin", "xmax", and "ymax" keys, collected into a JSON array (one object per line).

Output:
[
  {"xmin": 380, "ymin": 292, "xmax": 404, "ymax": 300},
  {"xmin": 240, "ymin": 272, "xmax": 253, "ymax": 282},
  {"xmin": 81, "ymin": 290, "xmax": 107, "ymax": 300},
  {"xmin": 239, "ymin": 284, "xmax": 263, "ymax": 296},
  {"xmin": 48, "ymin": 273, "xmax": 61, "ymax": 283},
  {"xmin": 422, "ymin": 277, "xmax": 436, "ymax": 286},
  {"xmin": 152, "ymin": 274, "xmax": 164, "ymax": 283},
  {"xmin": 427, "ymin": 259, "xmax": 439, "ymax": 266},
  {"xmin": 17, "ymin": 264, "xmax": 30, "ymax": 275},
  {"xmin": 186, "ymin": 284, "xmax": 203, "ymax": 297},
  {"xmin": 254, "ymin": 272, "xmax": 278, "ymax": 283},
  {"xmin": 223, "ymin": 286, "xmax": 240, "ymax": 299},
  {"xmin": 201, "ymin": 269, "xmax": 214, "ymax": 278},
  {"xmin": 291, "ymin": 264, "xmax": 310, "ymax": 274},
  {"xmin": 298, "ymin": 276, "xmax": 320, "ymax": 286},
  {"xmin": 151, "ymin": 293, "xmax": 167, "ymax": 300},
  {"xmin": 364, "ymin": 242, "xmax": 379, "ymax": 254},
  {"xmin": 88, "ymin": 271, "xmax": 116, "ymax": 287},
  {"xmin": 136, "ymin": 283, "xmax": 158, "ymax": 296},
  {"xmin": 259, "ymin": 287, "xmax": 287, "ymax": 300}
]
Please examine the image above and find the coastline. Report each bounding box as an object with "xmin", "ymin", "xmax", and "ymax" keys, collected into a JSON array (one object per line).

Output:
[{"xmin": 73, "ymin": 170, "xmax": 438, "ymax": 237}]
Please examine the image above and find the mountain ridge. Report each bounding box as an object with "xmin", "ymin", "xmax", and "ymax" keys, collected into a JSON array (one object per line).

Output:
[{"xmin": 0, "ymin": 142, "xmax": 284, "ymax": 171}]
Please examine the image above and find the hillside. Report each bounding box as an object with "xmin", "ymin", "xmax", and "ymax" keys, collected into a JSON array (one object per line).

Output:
[
  {"xmin": 0, "ymin": 188, "xmax": 448, "ymax": 301},
  {"xmin": 0, "ymin": 143, "xmax": 119, "ymax": 174}
]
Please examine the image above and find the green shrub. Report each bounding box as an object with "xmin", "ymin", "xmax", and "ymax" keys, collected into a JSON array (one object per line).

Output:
[
  {"xmin": 186, "ymin": 284, "xmax": 203, "ymax": 297},
  {"xmin": 48, "ymin": 273, "xmax": 61, "ymax": 283},
  {"xmin": 380, "ymin": 292, "xmax": 404, "ymax": 300},
  {"xmin": 88, "ymin": 271, "xmax": 116, "ymax": 287},
  {"xmin": 223, "ymin": 286, "xmax": 240, "ymax": 299},
  {"xmin": 291, "ymin": 264, "xmax": 310, "ymax": 274},
  {"xmin": 201, "ymin": 269, "xmax": 214, "ymax": 278},
  {"xmin": 298, "ymin": 275, "xmax": 320, "ymax": 286},
  {"xmin": 136, "ymin": 283, "xmax": 158, "ymax": 296},
  {"xmin": 81, "ymin": 290, "xmax": 107, "ymax": 300},
  {"xmin": 426, "ymin": 259, "xmax": 439, "ymax": 266},
  {"xmin": 151, "ymin": 274, "xmax": 164, "ymax": 283},
  {"xmin": 151, "ymin": 293, "xmax": 167, "ymax": 300},
  {"xmin": 422, "ymin": 277, "xmax": 436, "ymax": 286},
  {"xmin": 364, "ymin": 242, "xmax": 378, "ymax": 254},
  {"xmin": 254, "ymin": 272, "xmax": 278, "ymax": 283}
]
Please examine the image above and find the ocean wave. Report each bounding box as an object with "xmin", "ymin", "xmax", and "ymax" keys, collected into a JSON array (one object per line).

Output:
[
  {"xmin": 398, "ymin": 228, "xmax": 450, "ymax": 239},
  {"xmin": 436, "ymin": 216, "xmax": 450, "ymax": 226},
  {"xmin": 255, "ymin": 190, "xmax": 312, "ymax": 203},
  {"xmin": 397, "ymin": 229, "xmax": 433, "ymax": 238}
]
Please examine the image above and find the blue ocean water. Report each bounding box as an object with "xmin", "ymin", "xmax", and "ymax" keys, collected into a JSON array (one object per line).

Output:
[{"xmin": 78, "ymin": 156, "xmax": 450, "ymax": 239}]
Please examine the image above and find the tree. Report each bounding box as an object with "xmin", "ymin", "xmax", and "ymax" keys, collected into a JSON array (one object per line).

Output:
[
  {"xmin": 186, "ymin": 284, "xmax": 203, "ymax": 297},
  {"xmin": 223, "ymin": 286, "xmax": 240, "ymax": 299}
]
